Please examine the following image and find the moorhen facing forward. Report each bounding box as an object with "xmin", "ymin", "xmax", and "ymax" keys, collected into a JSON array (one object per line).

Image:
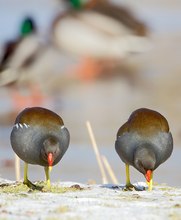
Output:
[
  {"xmin": 115, "ymin": 108, "xmax": 173, "ymax": 191},
  {"xmin": 10, "ymin": 107, "xmax": 70, "ymax": 188}
]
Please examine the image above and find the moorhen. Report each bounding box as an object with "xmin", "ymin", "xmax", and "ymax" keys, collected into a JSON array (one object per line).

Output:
[
  {"xmin": 115, "ymin": 108, "xmax": 173, "ymax": 191},
  {"xmin": 10, "ymin": 107, "xmax": 70, "ymax": 188}
]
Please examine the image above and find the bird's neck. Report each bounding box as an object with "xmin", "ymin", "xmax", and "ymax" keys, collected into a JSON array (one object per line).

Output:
[
  {"xmin": 135, "ymin": 145, "xmax": 156, "ymax": 160},
  {"xmin": 43, "ymin": 136, "xmax": 59, "ymax": 152}
]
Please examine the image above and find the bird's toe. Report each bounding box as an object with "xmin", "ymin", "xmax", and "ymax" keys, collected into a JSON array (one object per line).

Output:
[
  {"xmin": 123, "ymin": 183, "xmax": 144, "ymax": 191},
  {"xmin": 23, "ymin": 179, "xmax": 36, "ymax": 189}
]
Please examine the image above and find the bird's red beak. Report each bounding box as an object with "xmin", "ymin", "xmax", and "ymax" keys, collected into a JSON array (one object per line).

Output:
[
  {"xmin": 145, "ymin": 170, "xmax": 152, "ymax": 182},
  {"xmin": 48, "ymin": 153, "xmax": 53, "ymax": 167}
]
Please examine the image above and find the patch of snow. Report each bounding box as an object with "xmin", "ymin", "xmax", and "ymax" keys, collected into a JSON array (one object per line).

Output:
[{"xmin": 0, "ymin": 179, "xmax": 181, "ymax": 220}]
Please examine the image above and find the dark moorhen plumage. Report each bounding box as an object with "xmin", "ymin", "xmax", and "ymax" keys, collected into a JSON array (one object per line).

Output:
[
  {"xmin": 10, "ymin": 107, "xmax": 70, "ymax": 188},
  {"xmin": 115, "ymin": 108, "xmax": 173, "ymax": 191}
]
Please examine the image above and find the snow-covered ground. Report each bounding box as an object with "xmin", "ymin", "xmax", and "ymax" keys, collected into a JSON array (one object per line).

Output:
[{"xmin": 0, "ymin": 179, "xmax": 181, "ymax": 220}]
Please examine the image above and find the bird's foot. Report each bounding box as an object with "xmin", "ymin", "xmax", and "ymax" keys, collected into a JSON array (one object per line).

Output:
[
  {"xmin": 123, "ymin": 183, "xmax": 142, "ymax": 191},
  {"xmin": 46, "ymin": 179, "xmax": 51, "ymax": 189},
  {"xmin": 123, "ymin": 183, "xmax": 135, "ymax": 191},
  {"xmin": 40, "ymin": 180, "xmax": 51, "ymax": 192},
  {"xmin": 23, "ymin": 179, "xmax": 36, "ymax": 190}
]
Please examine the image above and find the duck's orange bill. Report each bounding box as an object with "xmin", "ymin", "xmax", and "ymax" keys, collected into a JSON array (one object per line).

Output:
[
  {"xmin": 48, "ymin": 152, "xmax": 53, "ymax": 167},
  {"xmin": 145, "ymin": 170, "xmax": 152, "ymax": 182}
]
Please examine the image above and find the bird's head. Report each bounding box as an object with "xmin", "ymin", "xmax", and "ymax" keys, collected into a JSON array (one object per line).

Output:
[
  {"xmin": 65, "ymin": 0, "xmax": 82, "ymax": 8},
  {"xmin": 41, "ymin": 136, "xmax": 60, "ymax": 168},
  {"xmin": 64, "ymin": 0, "xmax": 91, "ymax": 9},
  {"xmin": 20, "ymin": 17, "xmax": 36, "ymax": 37},
  {"xmin": 134, "ymin": 145, "xmax": 156, "ymax": 188}
]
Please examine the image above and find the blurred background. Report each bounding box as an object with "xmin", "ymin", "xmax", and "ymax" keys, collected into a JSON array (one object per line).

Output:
[{"xmin": 0, "ymin": 0, "xmax": 181, "ymax": 187}]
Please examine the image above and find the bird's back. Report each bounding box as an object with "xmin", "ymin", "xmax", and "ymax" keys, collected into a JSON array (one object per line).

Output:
[
  {"xmin": 115, "ymin": 108, "xmax": 173, "ymax": 167},
  {"xmin": 15, "ymin": 107, "xmax": 64, "ymax": 130},
  {"xmin": 117, "ymin": 108, "xmax": 169, "ymax": 138}
]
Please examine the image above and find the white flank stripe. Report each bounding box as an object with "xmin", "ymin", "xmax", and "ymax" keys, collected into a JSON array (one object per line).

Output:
[
  {"xmin": 23, "ymin": 123, "xmax": 30, "ymax": 128},
  {"xmin": 15, "ymin": 124, "xmax": 19, "ymax": 129},
  {"xmin": 19, "ymin": 123, "xmax": 23, "ymax": 128}
]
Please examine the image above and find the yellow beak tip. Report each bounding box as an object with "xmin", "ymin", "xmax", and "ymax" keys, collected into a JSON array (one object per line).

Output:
[{"xmin": 146, "ymin": 181, "xmax": 153, "ymax": 191}]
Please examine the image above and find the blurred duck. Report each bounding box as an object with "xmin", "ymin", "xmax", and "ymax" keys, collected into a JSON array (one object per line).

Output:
[
  {"xmin": 0, "ymin": 17, "xmax": 47, "ymax": 111},
  {"xmin": 115, "ymin": 108, "xmax": 173, "ymax": 191},
  {"xmin": 52, "ymin": 0, "xmax": 150, "ymax": 80},
  {"xmin": 0, "ymin": 17, "xmax": 41, "ymax": 85}
]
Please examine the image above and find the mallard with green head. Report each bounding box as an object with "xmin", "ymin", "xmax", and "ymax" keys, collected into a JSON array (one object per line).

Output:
[
  {"xmin": 0, "ymin": 17, "xmax": 49, "ymax": 113},
  {"xmin": 0, "ymin": 17, "xmax": 43, "ymax": 86},
  {"xmin": 52, "ymin": 0, "xmax": 150, "ymax": 80}
]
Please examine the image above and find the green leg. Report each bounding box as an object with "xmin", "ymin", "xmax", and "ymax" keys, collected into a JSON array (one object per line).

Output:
[
  {"xmin": 125, "ymin": 164, "xmax": 146, "ymax": 191},
  {"xmin": 24, "ymin": 162, "xmax": 28, "ymax": 183},
  {"xmin": 126, "ymin": 164, "xmax": 134, "ymax": 187},
  {"xmin": 23, "ymin": 163, "xmax": 36, "ymax": 189},
  {"xmin": 44, "ymin": 166, "xmax": 51, "ymax": 188},
  {"xmin": 126, "ymin": 164, "xmax": 131, "ymax": 187},
  {"xmin": 124, "ymin": 164, "xmax": 134, "ymax": 190}
]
